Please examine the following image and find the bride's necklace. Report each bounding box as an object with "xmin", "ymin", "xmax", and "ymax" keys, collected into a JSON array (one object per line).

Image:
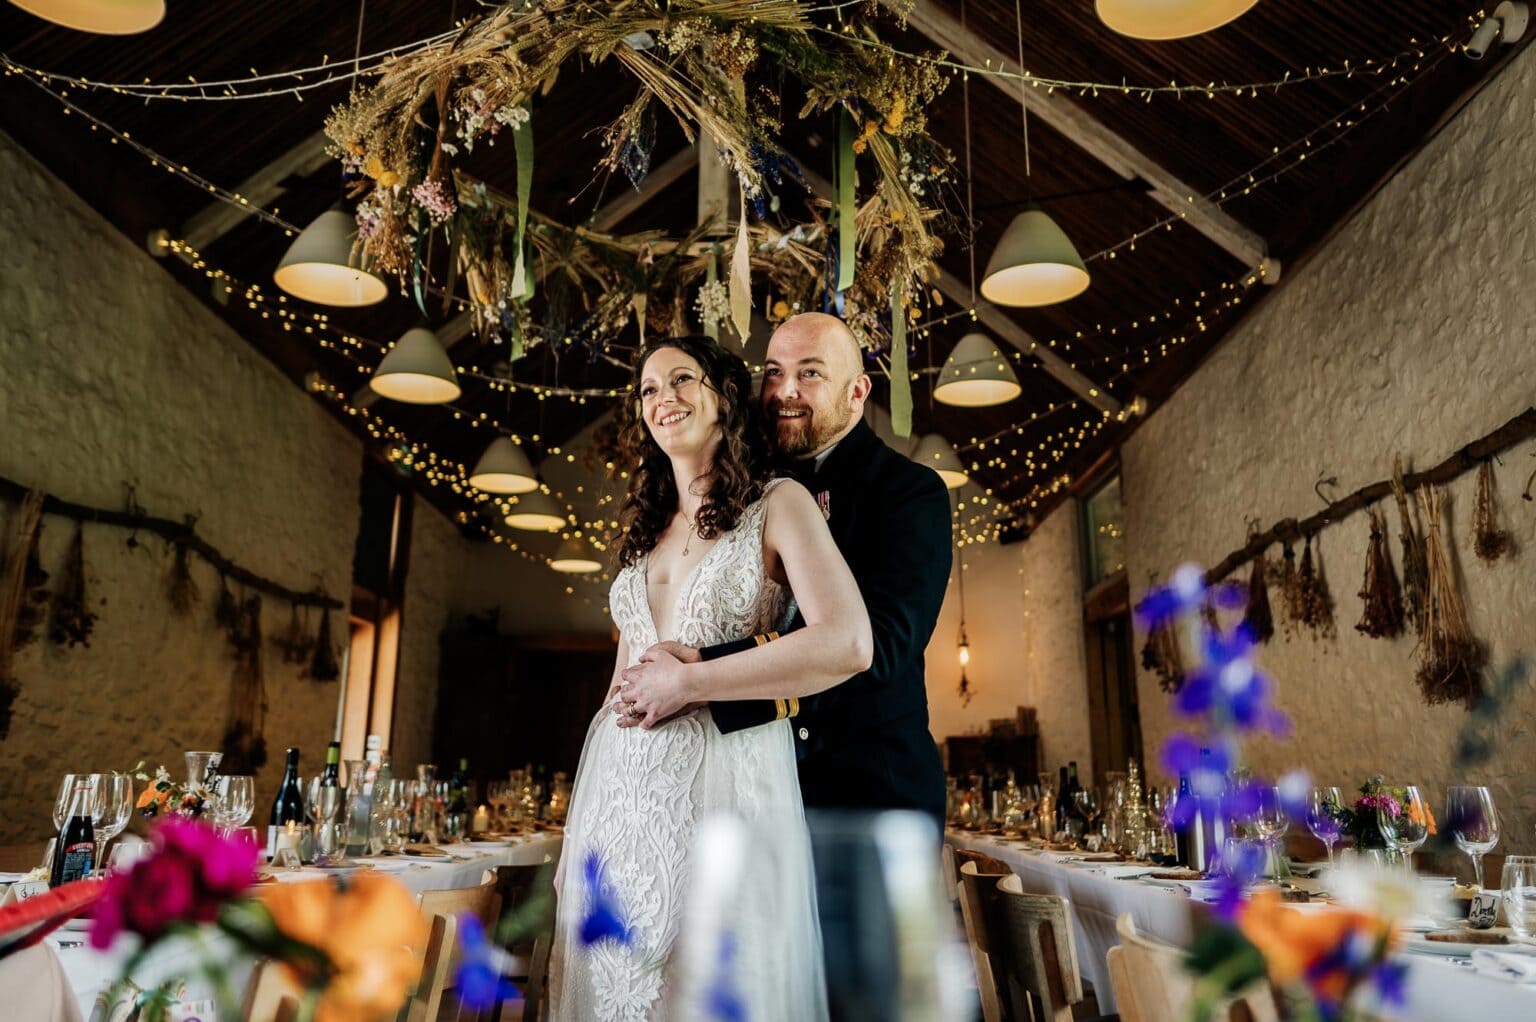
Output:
[{"xmin": 681, "ymin": 510, "xmax": 700, "ymax": 556}]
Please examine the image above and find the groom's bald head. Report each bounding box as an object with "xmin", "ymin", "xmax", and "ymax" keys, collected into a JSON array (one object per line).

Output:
[{"xmin": 762, "ymin": 313, "xmax": 872, "ymax": 458}]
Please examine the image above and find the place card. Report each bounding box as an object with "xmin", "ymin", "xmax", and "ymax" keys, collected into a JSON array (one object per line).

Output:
[
  {"xmin": 0, "ymin": 880, "xmax": 48, "ymax": 907},
  {"xmin": 1469, "ymin": 890, "xmax": 1501, "ymax": 929}
]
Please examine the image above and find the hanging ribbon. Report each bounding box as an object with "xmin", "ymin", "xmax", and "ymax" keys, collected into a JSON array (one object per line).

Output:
[
  {"xmin": 704, "ymin": 247, "xmax": 720, "ymax": 342},
  {"xmin": 509, "ymin": 311, "xmax": 525, "ymax": 362},
  {"xmin": 510, "ymin": 115, "xmax": 535, "ymax": 301},
  {"xmin": 411, "ymin": 212, "xmax": 429, "ymax": 317},
  {"xmin": 728, "ymin": 189, "xmax": 751, "ymax": 347},
  {"xmin": 889, "ymin": 277, "xmax": 912, "ymax": 438},
  {"xmin": 836, "ymin": 108, "xmax": 856, "ymax": 294},
  {"xmin": 631, "ymin": 292, "xmax": 648, "ymax": 347}
]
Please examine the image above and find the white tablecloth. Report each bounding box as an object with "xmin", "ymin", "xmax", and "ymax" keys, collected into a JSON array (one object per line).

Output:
[
  {"xmin": 951, "ymin": 832, "xmax": 1536, "ymax": 1022},
  {"xmin": 46, "ymin": 833, "xmax": 563, "ymax": 1020}
]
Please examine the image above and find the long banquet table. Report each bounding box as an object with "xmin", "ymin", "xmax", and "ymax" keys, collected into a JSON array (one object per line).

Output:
[
  {"xmin": 950, "ymin": 831, "xmax": 1536, "ymax": 1022},
  {"xmin": 46, "ymin": 832, "xmax": 563, "ymax": 1020}
]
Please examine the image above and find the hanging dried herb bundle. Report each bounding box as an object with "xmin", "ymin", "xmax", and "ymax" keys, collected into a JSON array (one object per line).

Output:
[
  {"xmin": 1392, "ymin": 457, "xmax": 1427, "ymax": 635},
  {"xmin": 1414, "ymin": 486, "xmax": 1487, "ymax": 707},
  {"xmin": 0, "ymin": 492, "xmax": 47, "ymax": 738},
  {"xmin": 214, "ymin": 573, "xmax": 240, "ymax": 642},
  {"xmin": 12, "ymin": 517, "xmax": 50, "ymax": 650},
  {"xmin": 1140, "ymin": 613, "xmax": 1186, "ymax": 693},
  {"xmin": 221, "ymin": 595, "xmax": 268, "ymax": 773},
  {"xmin": 1270, "ymin": 542, "xmax": 1301, "ymax": 638},
  {"xmin": 1355, "ymin": 507, "xmax": 1404, "ymax": 639},
  {"xmin": 1241, "ymin": 548, "xmax": 1275, "ymax": 643},
  {"xmin": 273, "ymin": 604, "xmax": 313, "ymax": 665},
  {"xmin": 1472, "ymin": 460, "xmax": 1514, "ymax": 562},
  {"xmin": 48, "ymin": 524, "xmax": 96, "ymax": 648},
  {"xmin": 307, "ymin": 610, "xmax": 341, "ymax": 682},
  {"xmin": 165, "ymin": 542, "xmax": 199, "ymax": 617},
  {"xmin": 1295, "ymin": 536, "xmax": 1336, "ymax": 638}
]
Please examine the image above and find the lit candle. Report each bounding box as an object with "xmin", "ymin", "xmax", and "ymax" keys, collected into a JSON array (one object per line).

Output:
[{"xmin": 472, "ymin": 804, "xmax": 490, "ymax": 834}]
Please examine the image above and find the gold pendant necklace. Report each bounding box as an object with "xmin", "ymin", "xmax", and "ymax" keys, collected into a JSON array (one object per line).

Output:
[{"xmin": 681, "ymin": 512, "xmax": 698, "ymax": 556}]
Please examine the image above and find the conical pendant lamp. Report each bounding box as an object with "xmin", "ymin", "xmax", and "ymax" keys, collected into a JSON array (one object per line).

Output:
[
  {"xmin": 911, "ymin": 434, "xmax": 970, "ymax": 490},
  {"xmin": 1096, "ymin": 0, "xmax": 1259, "ymax": 40},
  {"xmin": 469, "ymin": 437, "xmax": 539, "ymax": 495},
  {"xmin": 980, "ymin": 207, "xmax": 1090, "ymax": 307},
  {"xmin": 504, "ymin": 488, "xmax": 567, "ymax": 531},
  {"xmin": 550, "ymin": 537, "xmax": 602, "ymax": 574},
  {"xmin": 934, "ymin": 333, "xmax": 1022, "ymax": 408},
  {"xmin": 7, "ymin": 0, "xmax": 164, "ymax": 34},
  {"xmin": 274, "ymin": 209, "xmax": 388, "ymax": 307},
  {"xmin": 370, "ymin": 327, "xmax": 461, "ymax": 404}
]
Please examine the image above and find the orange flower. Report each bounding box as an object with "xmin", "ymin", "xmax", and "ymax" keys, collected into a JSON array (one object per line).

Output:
[
  {"xmin": 1237, "ymin": 890, "xmax": 1395, "ymax": 993},
  {"xmin": 259, "ymin": 874, "xmax": 428, "ymax": 1022},
  {"xmin": 136, "ymin": 785, "xmax": 169, "ymax": 813},
  {"xmin": 1407, "ymin": 799, "xmax": 1437, "ymax": 835}
]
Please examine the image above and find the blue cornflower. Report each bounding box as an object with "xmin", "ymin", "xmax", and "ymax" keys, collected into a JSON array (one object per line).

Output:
[
  {"xmin": 579, "ymin": 852, "xmax": 633, "ymax": 947},
  {"xmin": 454, "ymin": 913, "xmax": 522, "ymax": 1010},
  {"xmin": 705, "ymin": 932, "xmax": 747, "ymax": 1022}
]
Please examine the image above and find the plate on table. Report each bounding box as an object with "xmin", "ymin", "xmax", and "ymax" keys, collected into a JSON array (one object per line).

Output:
[{"xmin": 1403, "ymin": 929, "xmax": 1536, "ymax": 958}]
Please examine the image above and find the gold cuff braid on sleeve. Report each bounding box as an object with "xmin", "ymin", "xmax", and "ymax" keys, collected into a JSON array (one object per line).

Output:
[
  {"xmin": 773, "ymin": 698, "xmax": 788, "ymax": 720},
  {"xmin": 786, "ymin": 697, "xmax": 800, "ymax": 718}
]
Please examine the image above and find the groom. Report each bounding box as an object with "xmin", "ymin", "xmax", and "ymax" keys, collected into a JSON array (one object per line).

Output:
[{"xmin": 619, "ymin": 312, "xmax": 951, "ymax": 828}]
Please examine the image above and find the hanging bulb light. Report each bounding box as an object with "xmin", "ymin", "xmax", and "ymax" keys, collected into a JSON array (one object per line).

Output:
[
  {"xmin": 467, "ymin": 437, "xmax": 538, "ymax": 494},
  {"xmin": 1096, "ymin": 0, "xmax": 1260, "ymax": 40},
  {"xmin": 550, "ymin": 537, "xmax": 602, "ymax": 574},
  {"xmin": 911, "ymin": 434, "xmax": 970, "ymax": 490},
  {"xmin": 274, "ymin": 209, "xmax": 388, "ymax": 307},
  {"xmin": 980, "ymin": 207, "xmax": 1090, "ymax": 307},
  {"xmin": 370, "ymin": 327, "xmax": 461, "ymax": 404},
  {"xmin": 934, "ymin": 333, "xmax": 1022, "ymax": 408},
  {"xmin": 504, "ymin": 487, "xmax": 567, "ymax": 531},
  {"xmin": 958, "ymin": 627, "xmax": 971, "ymax": 668},
  {"xmin": 7, "ymin": 0, "xmax": 164, "ymax": 34}
]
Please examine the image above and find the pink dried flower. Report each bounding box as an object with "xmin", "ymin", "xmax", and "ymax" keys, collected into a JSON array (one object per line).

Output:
[{"xmin": 412, "ymin": 176, "xmax": 457, "ymax": 226}]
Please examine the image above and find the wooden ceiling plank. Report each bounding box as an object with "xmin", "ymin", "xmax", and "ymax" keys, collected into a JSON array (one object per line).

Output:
[
  {"xmin": 886, "ymin": 0, "xmax": 1280, "ymax": 283},
  {"xmin": 179, "ymin": 130, "xmax": 331, "ymax": 250}
]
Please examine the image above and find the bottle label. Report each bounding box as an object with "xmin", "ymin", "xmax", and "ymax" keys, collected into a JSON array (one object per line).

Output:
[{"xmin": 58, "ymin": 841, "xmax": 94, "ymax": 884}]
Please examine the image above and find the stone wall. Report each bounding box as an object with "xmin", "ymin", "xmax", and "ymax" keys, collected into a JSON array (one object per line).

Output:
[{"xmin": 988, "ymin": 45, "xmax": 1536, "ymax": 860}]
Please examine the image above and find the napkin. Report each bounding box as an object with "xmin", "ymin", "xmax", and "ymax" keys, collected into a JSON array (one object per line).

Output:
[{"xmin": 1470, "ymin": 948, "xmax": 1536, "ymax": 983}]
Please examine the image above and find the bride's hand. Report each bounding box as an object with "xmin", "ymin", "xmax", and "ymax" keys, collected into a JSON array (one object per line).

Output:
[{"xmin": 617, "ymin": 644, "xmax": 699, "ymax": 728}]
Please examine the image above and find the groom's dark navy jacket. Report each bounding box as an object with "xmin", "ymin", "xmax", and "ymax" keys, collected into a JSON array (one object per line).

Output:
[{"xmin": 704, "ymin": 419, "xmax": 951, "ymax": 827}]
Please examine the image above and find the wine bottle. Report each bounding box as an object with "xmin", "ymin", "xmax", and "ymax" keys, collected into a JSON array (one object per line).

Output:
[
  {"xmin": 51, "ymin": 778, "xmax": 96, "ymax": 886},
  {"xmin": 1173, "ymin": 770, "xmax": 1201, "ymax": 868},
  {"xmin": 267, "ymin": 747, "xmax": 306, "ymax": 860},
  {"xmin": 1055, "ymin": 765, "xmax": 1069, "ymax": 833},
  {"xmin": 320, "ymin": 741, "xmax": 341, "ymax": 788},
  {"xmin": 448, "ymin": 758, "xmax": 469, "ymax": 813}
]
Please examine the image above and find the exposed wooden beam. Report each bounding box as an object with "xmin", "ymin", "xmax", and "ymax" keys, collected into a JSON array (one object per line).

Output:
[
  {"xmin": 351, "ymin": 144, "xmax": 701, "ymax": 407},
  {"xmin": 886, "ymin": 0, "xmax": 1278, "ymax": 282},
  {"xmin": 180, "ymin": 130, "xmax": 332, "ymax": 251}
]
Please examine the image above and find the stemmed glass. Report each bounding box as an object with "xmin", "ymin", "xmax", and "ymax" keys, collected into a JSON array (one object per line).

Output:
[
  {"xmin": 1252, "ymin": 787, "xmax": 1291, "ymax": 879},
  {"xmin": 91, "ymin": 774, "xmax": 134, "ymax": 868},
  {"xmin": 305, "ymin": 777, "xmax": 343, "ymax": 863},
  {"xmin": 1073, "ymin": 788, "xmax": 1102, "ymax": 842},
  {"xmin": 1446, "ymin": 785, "xmax": 1500, "ymax": 889},
  {"xmin": 1377, "ymin": 785, "xmax": 1430, "ymax": 871},
  {"xmin": 1307, "ymin": 787, "xmax": 1345, "ymax": 866},
  {"xmin": 210, "ymin": 776, "xmax": 255, "ymax": 837}
]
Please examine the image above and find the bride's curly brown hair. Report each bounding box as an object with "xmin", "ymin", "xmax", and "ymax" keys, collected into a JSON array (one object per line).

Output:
[{"xmin": 615, "ymin": 335, "xmax": 771, "ymax": 569}]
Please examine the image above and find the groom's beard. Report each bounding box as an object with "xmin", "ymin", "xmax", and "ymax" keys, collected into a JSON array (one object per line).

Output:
[{"xmin": 766, "ymin": 394, "xmax": 853, "ymax": 458}]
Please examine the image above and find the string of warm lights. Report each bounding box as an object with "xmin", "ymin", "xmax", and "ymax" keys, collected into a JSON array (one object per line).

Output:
[{"xmin": 821, "ymin": 20, "xmax": 1469, "ymax": 101}]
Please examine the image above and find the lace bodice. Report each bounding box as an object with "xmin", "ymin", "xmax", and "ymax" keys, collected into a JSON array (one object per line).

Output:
[{"xmin": 608, "ymin": 484, "xmax": 789, "ymax": 659}]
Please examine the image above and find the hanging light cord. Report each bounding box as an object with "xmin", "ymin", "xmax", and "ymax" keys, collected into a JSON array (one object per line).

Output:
[
  {"xmin": 962, "ymin": 0, "xmax": 978, "ymax": 307},
  {"xmin": 1014, "ymin": 0, "xmax": 1031, "ymax": 179},
  {"xmin": 352, "ymin": 0, "xmax": 369, "ymax": 89}
]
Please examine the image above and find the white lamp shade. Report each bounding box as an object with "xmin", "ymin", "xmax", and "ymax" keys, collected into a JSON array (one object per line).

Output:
[
  {"xmin": 468, "ymin": 437, "xmax": 538, "ymax": 494},
  {"xmin": 8, "ymin": 0, "xmax": 164, "ymax": 33},
  {"xmin": 980, "ymin": 209, "xmax": 1090, "ymax": 307},
  {"xmin": 934, "ymin": 333, "xmax": 1022, "ymax": 408},
  {"xmin": 370, "ymin": 328, "xmax": 462, "ymax": 404},
  {"xmin": 504, "ymin": 488, "xmax": 567, "ymax": 531},
  {"xmin": 911, "ymin": 434, "xmax": 969, "ymax": 490},
  {"xmin": 274, "ymin": 210, "xmax": 388, "ymax": 307},
  {"xmin": 1095, "ymin": 0, "xmax": 1259, "ymax": 40},
  {"xmin": 550, "ymin": 538, "xmax": 602, "ymax": 574}
]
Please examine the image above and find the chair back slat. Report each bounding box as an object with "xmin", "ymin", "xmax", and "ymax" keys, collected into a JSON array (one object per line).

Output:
[
  {"xmin": 957, "ymin": 859, "xmax": 1011, "ymax": 1022},
  {"xmin": 995, "ymin": 873, "xmax": 1082, "ymax": 1022},
  {"xmin": 1112, "ymin": 913, "xmax": 1280, "ymax": 1022}
]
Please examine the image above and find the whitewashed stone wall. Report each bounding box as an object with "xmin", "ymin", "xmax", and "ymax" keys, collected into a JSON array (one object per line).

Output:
[{"xmin": 0, "ymin": 129, "xmax": 485, "ymax": 846}]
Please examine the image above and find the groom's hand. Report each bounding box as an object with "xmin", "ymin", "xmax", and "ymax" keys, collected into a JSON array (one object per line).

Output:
[{"xmin": 616, "ymin": 643, "xmax": 703, "ymax": 729}]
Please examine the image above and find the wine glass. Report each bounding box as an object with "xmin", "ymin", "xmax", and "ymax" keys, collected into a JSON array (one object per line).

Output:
[
  {"xmin": 1446, "ymin": 785, "xmax": 1500, "ymax": 889},
  {"xmin": 91, "ymin": 774, "xmax": 134, "ymax": 868},
  {"xmin": 1252, "ymin": 787, "xmax": 1290, "ymax": 878},
  {"xmin": 1306, "ymin": 787, "xmax": 1345, "ymax": 867},
  {"xmin": 54, "ymin": 774, "xmax": 89, "ymax": 831},
  {"xmin": 1073, "ymin": 788, "xmax": 1102, "ymax": 842},
  {"xmin": 1378, "ymin": 785, "xmax": 1430, "ymax": 871},
  {"xmin": 211, "ymin": 776, "xmax": 255, "ymax": 836}
]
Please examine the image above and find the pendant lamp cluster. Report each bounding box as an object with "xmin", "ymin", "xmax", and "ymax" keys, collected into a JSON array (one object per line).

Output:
[
  {"xmin": 7, "ymin": 0, "xmax": 164, "ymax": 34},
  {"xmin": 1096, "ymin": 0, "xmax": 1260, "ymax": 40}
]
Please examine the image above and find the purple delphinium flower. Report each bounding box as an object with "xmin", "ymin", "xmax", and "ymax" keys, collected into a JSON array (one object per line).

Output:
[
  {"xmin": 704, "ymin": 932, "xmax": 747, "ymax": 1022},
  {"xmin": 1134, "ymin": 563, "xmax": 1207, "ymax": 629},
  {"xmin": 1370, "ymin": 959, "xmax": 1410, "ymax": 1007},
  {"xmin": 578, "ymin": 852, "xmax": 633, "ymax": 947},
  {"xmin": 453, "ymin": 912, "xmax": 522, "ymax": 1009}
]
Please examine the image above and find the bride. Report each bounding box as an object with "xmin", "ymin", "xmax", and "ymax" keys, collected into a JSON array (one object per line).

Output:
[{"xmin": 547, "ymin": 335, "xmax": 871, "ymax": 1021}]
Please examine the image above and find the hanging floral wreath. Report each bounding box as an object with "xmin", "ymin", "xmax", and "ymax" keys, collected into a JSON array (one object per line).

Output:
[{"xmin": 324, "ymin": 0, "xmax": 953, "ymax": 361}]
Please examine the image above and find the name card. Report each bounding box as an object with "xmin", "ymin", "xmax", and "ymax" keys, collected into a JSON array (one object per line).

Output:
[
  {"xmin": 1468, "ymin": 890, "xmax": 1501, "ymax": 929},
  {"xmin": 0, "ymin": 880, "xmax": 48, "ymax": 906}
]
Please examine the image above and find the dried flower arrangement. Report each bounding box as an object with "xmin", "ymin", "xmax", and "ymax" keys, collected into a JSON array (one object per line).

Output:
[
  {"xmin": 1414, "ymin": 485, "xmax": 1486, "ymax": 707},
  {"xmin": 48, "ymin": 524, "xmax": 97, "ymax": 648},
  {"xmin": 0, "ymin": 490, "xmax": 46, "ymax": 739},
  {"xmin": 1472, "ymin": 460, "xmax": 1513, "ymax": 562},
  {"xmin": 1391, "ymin": 457, "xmax": 1427, "ymax": 636},
  {"xmin": 1355, "ymin": 507, "xmax": 1404, "ymax": 639},
  {"xmin": 1240, "ymin": 546, "xmax": 1275, "ymax": 644},
  {"xmin": 1295, "ymin": 536, "xmax": 1335, "ymax": 639}
]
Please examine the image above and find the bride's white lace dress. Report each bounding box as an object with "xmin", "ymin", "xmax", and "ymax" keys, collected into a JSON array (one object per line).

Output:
[{"xmin": 547, "ymin": 484, "xmax": 827, "ymax": 1021}]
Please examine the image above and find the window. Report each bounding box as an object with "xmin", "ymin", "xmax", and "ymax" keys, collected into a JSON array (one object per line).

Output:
[{"xmin": 1082, "ymin": 475, "xmax": 1126, "ymax": 588}]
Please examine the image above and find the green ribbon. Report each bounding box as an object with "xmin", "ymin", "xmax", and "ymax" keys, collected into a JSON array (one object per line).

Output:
[
  {"xmin": 511, "ymin": 115, "xmax": 535, "ymax": 301},
  {"xmin": 890, "ymin": 277, "xmax": 911, "ymax": 438},
  {"xmin": 411, "ymin": 213, "xmax": 429, "ymax": 317},
  {"xmin": 837, "ymin": 109, "xmax": 856, "ymax": 293}
]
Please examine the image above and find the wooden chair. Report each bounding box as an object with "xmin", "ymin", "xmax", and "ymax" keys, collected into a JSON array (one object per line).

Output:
[
  {"xmin": 1111, "ymin": 912, "xmax": 1279, "ymax": 1022},
  {"xmin": 242, "ymin": 961, "xmax": 305, "ymax": 1022},
  {"xmin": 941, "ymin": 843, "xmax": 960, "ymax": 903},
  {"xmin": 994, "ymin": 874, "xmax": 1083, "ymax": 1022},
  {"xmin": 481, "ymin": 864, "xmax": 559, "ymax": 1022},
  {"xmin": 954, "ymin": 847, "xmax": 1013, "ymax": 876},
  {"xmin": 957, "ymin": 859, "xmax": 1013, "ymax": 1022},
  {"xmin": 411, "ymin": 876, "xmax": 502, "ymax": 1022}
]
